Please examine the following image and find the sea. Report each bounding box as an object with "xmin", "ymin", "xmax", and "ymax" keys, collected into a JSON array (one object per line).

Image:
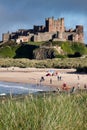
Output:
[{"xmin": 0, "ymin": 81, "xmax": 55, "ymax": 96}]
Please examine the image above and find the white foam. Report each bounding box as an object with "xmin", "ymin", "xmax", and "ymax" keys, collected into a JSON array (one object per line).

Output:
[
  {"xmin": 0, "ymin": 83, "xmax": 43, "ymax": 92},
  {"xmin": 0, "ymin": 93, "xmax": 6, "ymax": 96}
]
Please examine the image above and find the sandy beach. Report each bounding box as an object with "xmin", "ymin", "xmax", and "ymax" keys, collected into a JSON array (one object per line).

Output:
[{"xmin": 0, "ymin": 67, "xmax": 87, "ymax": 90}]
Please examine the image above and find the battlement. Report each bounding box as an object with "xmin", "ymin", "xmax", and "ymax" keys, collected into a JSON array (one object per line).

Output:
[
  {"xmin": 76, "ymin": 25, "xmax": 83, "ymax": 33},
  {"xmin": 2, "ymin": 17, "xmax": 84, "ymax": 43},
  {"xmin": 45, "ymin": 17, "xmax": 65, "ymax": 32}
]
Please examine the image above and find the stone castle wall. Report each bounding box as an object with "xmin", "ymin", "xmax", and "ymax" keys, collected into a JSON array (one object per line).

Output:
[
  {"xmin": 45, "ymin": 17, "xmax": 65, "ymax": 32},
  {"xmin": 2, "ymin": 32, "xmax": 10, "ymax": 42},
  {"xmin": 2, "ymin": 17, "xmax": 84, "ymax": 43},
  {"xmin": 33, "ymin": 32, "xmax": 55, "ymax": 42}
]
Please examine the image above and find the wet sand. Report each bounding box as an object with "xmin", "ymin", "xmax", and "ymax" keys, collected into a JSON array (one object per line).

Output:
[{"xmin": 0, "ymin": 67, "xmax": 87, "ymax": 90}]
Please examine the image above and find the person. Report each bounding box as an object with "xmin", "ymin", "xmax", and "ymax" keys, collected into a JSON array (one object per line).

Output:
[
  {"xmin": 40, "ymin": 76, "xmax": 45, "ymax": 82},
  {"xmin": 41, "ymin": 76, "xmax": 45, "ymax": 81},
  {"xmin": 77, "ymin": 83, "xmax": 80, "ymax": 89},
  {"xmin": 77, "ymin": 75, "xmax": 80, "ymax": 80},
  {"xmin": 84, "ymin": 84, "xmax": 87, "ymax": 89},
  {"xmin": 57, "ymin": 76, "xmax": 61, "ymax": 81},
  {"xmin": 63, "ymin": 82, "xmax": 66, "ymax": 87},
  {"xmin": 62, "ymin": 82, "xmax": 67, "ymax": 90},
  {"xmin": 70, "ymin": 86, "xmax": 75, "ymax": 93},
  {"xmin": 59, "ymin": 76, "xmax": 61, "ymax": 80},
  {"xmin": 57, "ymin": 76, "xmax": 60, "ymax": 81},
  {"xmin": 50, "ymin": 78, "xmax": 52, "ymax": 84}
]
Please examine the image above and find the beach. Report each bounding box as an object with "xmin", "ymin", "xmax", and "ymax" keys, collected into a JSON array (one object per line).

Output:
[{"xmin": 0, "ymin": 67, "xmax": 87, "ymax": 90}]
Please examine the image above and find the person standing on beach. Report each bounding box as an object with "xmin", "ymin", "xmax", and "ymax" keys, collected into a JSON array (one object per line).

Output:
[
  {"xmin": 57, "ymin": 76, "xmax": 61, "ymax": 81},
  {"xmin": 57, "ymin": 76, "xmax": 60, "ymax": 81},
  {"xmin": 50, "ymin": 78, "xmax": 52, "ymax": 84},
  {"xmin": 77, "ymin": 83, "xmax": 80, "ymax": 89},
  {"xmin": 59, "ymin": 76, "xmax": 61, "ymax": 80},
  {"xmin": 77, "ymin": 75, "xmax": 80, "ymax": 80},
  {"xmin": 84, "ymin": 84, "xmax": 87, "ymax": 89}
]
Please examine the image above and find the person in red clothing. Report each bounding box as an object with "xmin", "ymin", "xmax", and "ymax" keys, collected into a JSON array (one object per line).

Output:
[
  {"xmin": 62, "ymin": 82, "xmax": 70, "ymax": 91},
  {"xmin": 63, "ymin": 82, "xmax": 66, "ymax": 87}
]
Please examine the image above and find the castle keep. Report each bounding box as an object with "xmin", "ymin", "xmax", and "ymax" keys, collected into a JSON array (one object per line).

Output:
[{"xmin": 2, "ymin": 17, "xmax": 84, "ymax": 43}]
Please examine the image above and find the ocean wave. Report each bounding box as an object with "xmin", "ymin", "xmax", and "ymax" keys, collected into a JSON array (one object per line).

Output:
[{"xmin": 0, "ymin": 81, "xmax": 55, "ymax": 95}]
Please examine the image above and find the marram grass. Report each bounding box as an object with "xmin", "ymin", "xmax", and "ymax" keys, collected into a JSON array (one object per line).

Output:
[
  {"xmin": 0, "ymin": 57, "xmax": 87, "ymax": 68},
  {"xmin": 0, "ymin": 92, "xmax": 87, "ymax": 130}
]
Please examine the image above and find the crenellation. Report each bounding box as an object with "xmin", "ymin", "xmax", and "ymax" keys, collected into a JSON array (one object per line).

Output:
[
  {"xmin": 2, "ymin": 17, "xmax": 84, "ymax": 43},
  {"xmin": 2, "ymin": 32, "xmax": 10, "ymax": 42}
]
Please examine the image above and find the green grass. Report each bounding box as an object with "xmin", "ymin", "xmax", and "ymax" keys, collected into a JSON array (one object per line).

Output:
[
  {"xmin": 28, "ymin": 41, "xmax": 45, "ymax": 46},
  {"xmin": 61, "ymin": 42, "xmax": 87, "ymax": 55},
  {"xmin": 0, "ymin": 92, "xmax": 87, "ymax": 130},
  {"xmin": 0, "ymin": 45, "xmax": 20, "ymax": 58},
  {"xmin": 0, "ymin": 57, "xmax": 87, "ymax": 69},
  {"xmin": 0, "ymin": 41, "xmax": 87, "ymax": 58}
]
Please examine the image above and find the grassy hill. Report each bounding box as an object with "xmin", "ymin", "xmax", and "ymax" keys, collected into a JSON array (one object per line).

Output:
[
  {"xmin": 0, "ymin": 40, "xmax": 87, "ymax": 59},
  {"xmin": 52, "ymin": 41, "xmax": 87, "ymax": 58},
  {"xmin": 0, "ymin": 41, "xmax": 38, "ymax": 59}
]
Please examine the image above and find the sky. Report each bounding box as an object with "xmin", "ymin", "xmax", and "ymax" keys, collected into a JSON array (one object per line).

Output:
[{"xmin": 0, "ymin": 0, "xmax": 87, "ymax": 43}]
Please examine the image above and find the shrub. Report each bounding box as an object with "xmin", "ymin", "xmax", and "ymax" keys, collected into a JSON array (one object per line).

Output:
[{"xmin": 76, "ymin": 66, "xmax": 87, "ymax": 73}]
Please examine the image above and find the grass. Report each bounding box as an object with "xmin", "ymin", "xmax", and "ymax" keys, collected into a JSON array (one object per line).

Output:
[
  {"xmin": 0, "ymin": 45, "xmax": 20, "ymax": 58},
  {"xmin": 0, "ymin": 92, "xmax": 87, "ymax": 130},
  {"xmin": 61, "ymin": 42, "xmax": 87, "ymax": 55},
  {"xmin": 0, "ymin": 57, "xmax": 87, "ymax": 69},
  {"xmin": 0, "ymin": 41, "xmax": 87, "ymax": 58},
  {"xmin": 28, "ymin": 41, "xmax": 45, "ymax": 46}
]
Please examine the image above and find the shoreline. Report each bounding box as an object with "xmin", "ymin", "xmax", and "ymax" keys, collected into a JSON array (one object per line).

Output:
[{"xmin": 0, "ymin": 67, "xmax": 87, "ymax": 90}]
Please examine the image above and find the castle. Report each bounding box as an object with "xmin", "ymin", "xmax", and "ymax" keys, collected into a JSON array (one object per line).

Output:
[{"xmin": 2, "ymin": 17, "xmax": 84, "ymax": 43}]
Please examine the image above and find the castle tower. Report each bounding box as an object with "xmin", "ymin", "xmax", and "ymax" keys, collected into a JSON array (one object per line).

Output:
[
  {"xmin": 76, "ymin": 25, "xmax": 84, "ymax": 43},
  {"xmin": 59, "ymin": 18, "xmax": 65, "ymax": 32},
  {"xmin": 76, "ymin": 25, "xmax": 83, "ymax": 34},
  {"xmin": 45, "ymin": 17, "xmax": 65, "ymax": 33},
  {"xmin": 2, "ymin": 32, "xmax": 10, "ymax": 42},
  {"xmin": 45, "ymin": 17, "xmax": 54, "ymax": 32}
]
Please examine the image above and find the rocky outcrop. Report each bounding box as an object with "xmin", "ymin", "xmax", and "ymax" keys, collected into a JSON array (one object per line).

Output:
[{"xmin": 33, "ymin": 48, "xmax": 55, "ymax": 60}]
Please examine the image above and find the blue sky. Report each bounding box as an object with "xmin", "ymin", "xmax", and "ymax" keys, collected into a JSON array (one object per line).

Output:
[{"xmin": 0, "ymin": 0, "xmax": 87, "ymax": 43}]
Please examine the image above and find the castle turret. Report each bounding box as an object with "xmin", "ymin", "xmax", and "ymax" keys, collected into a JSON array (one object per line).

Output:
[
  {"xmin": 59, "ymin": 18, "xmax": 65, "ymax": 32},
  {"xmin": 45, "ymin": 17, "xmax": 54, "ymax": 32},
  {"xmin": 76, "ymin": 25, "xmax": 83, "ymax": 34},
  {"xmin": 2, "ymin": 32, "xmax": 10, "ymax": 42},
  {"xmin": 76, "ymin": 25, "xmax": 84, "ymax": 43},
  {"xmin": 45, "ymin": 17, "xmax": 65, "ymax": 33}
]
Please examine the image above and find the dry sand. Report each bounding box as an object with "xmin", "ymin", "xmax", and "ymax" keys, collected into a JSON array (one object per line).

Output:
[{"xmin": 0, "ymin": 67, "xmax": 87, "ymax": 90}]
